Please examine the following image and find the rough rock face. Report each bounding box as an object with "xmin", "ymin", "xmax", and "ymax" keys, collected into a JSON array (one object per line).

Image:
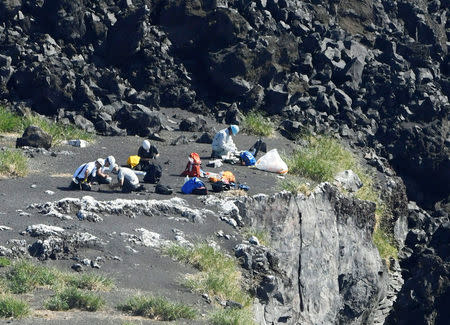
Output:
[
  {"xmin": 386, "ymin": 203, "xmax": 450, "ymax": 325},
  {"xmin": 232, "ymin": 184, "xmax": 391, "ymax": 324}
]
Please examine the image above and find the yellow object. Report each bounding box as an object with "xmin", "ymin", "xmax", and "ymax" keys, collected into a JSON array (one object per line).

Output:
[
  {"xmin": 221, "ymin": 171, "xmax": 236, "ymax": 183},
  {"xmin": 127, "ymin": 155, "xmax": 141, "ymax": 168}
]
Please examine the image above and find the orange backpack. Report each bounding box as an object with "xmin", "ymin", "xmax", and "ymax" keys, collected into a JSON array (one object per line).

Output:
[{"xmin": 181, "ymin": 152, "xmax": 202, "ymax": 177}]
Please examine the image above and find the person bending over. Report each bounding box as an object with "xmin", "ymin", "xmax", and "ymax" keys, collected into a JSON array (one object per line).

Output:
[
  {"xmin": 96, "ymin": 155, "xmax": 116, "ymax": 184},
  {"xmin": 70, "ymin": 158, "xmax": 103, "ymax": 190},
  {"xmin": 111, "ymin": 164, "xmax": 144, "ymax": 193},
  {"xmin": 211, "ymin": 125, "xmax": 239, "ymax": 158},
  {"xmin": 137, "ymin": 140, "xmax": 159, "ymax": 171}
]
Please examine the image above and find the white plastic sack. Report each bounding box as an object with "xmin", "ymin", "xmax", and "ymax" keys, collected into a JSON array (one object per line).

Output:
[{"xmin": 255, "ymin": 149, "xmax": 288, "ymax": 174}]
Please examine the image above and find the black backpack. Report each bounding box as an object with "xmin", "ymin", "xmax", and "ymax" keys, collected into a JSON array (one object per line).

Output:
[
  {"xmin": 155, "ymin": 184, "xmax": 173, "ymax": 195},
  {"xmin": 212, "ymin": 181, "xmax": 230, "ymax": 193},
  {"xmin": 143, "ymin": 163, "xmax": 162, "ymax": 184}
]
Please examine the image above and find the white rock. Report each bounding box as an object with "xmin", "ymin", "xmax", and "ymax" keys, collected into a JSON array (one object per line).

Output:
[
  {"xmin": 26, "ymin": 224, "xmax": 65, "ymax": 237},
  {"xmin": 68, "ymin": 139, "xmax": 88, "ymax": 148},
  {"xmin": 45, "ymin": 190, "xmax": 55, "ymax": 195},
  {"xmin": 0, "ymin": 226, "xmax": 13, "ymax": 231},
  {"xmin": 334, "ymin": 170, "xmax": 363, "ymax": 192}
]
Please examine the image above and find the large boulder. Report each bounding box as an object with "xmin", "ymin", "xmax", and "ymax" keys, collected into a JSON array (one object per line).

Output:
[
  {"xmin": 16, "ymin": 125, "xmax": 52, "ymax": 150},
  {"xmin": 115, "ymin": 104, "xmax": 164, "ymax": 137}
]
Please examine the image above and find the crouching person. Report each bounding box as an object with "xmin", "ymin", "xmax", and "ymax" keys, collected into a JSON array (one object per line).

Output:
[
  {"xmin": 70, "ymin": 158, "xmax": 104, "ymax": 191},
  {"xmin": 111, "ymin": 164, "xmax": 145, "ymax": 193},
  {"xmin": 211, "ymin": 125, "xmax": 239, "ymax": 158},
  {"xmin": 96, "ymin": 155, "xmax": 115, "ymax": 184}
]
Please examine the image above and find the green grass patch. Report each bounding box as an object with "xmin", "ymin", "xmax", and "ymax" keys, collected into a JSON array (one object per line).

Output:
[
  {"xmin": 165, "ymin": 243, "xmax": 251, "ymax": 306},
  {"xmin": 117, "ymin": 295, "xmax": 197, "ymax": 321},
  {"xmin": 5, "ymin": 261, "xmax": 60, "ymax": 294},
  {"xmin": 373, "ymin": 226, "xmax": 398, "ymax": 262},
  {"xmin": 210, "ymin": 307, "xmax": 255, "ymax": 325},
  {"xmin": 285, "ymin": 136, "xmax": 354, "ymax": 182},
  {"xmin": 0, "ymin": 295, "xmax": 30, "ymax": 319},
  {"xmin": 0, "ymin": 149, "xmax": 28, "ymax": 177},
  {"xmin": 45, "ymin": 287, "xmax": 104, "ymax": 312},
  {"xmin": 241, "ymin": 111, "xmax": 274, "ymax": 137},
  {"xmin": 0, "ymin": 106, "xmax": 94, "ymax": 144},
  {"xmin": 241, "ymin": 228, "xmax": 270, "ymax": 246},
  {"xmin": 0, "ymin": 107, "xmax": 23, "ymax": 133},
  {"xmin": 64, "ymin": 273, "xmax": 114, "ymax": 291},
  {"xmin": 0, "ymin": 258, "xmax": 11, "ymax": 268}
]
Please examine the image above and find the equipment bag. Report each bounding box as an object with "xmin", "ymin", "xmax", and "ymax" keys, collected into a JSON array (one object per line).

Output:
[
  {"xmin": 127, "ymin": 155, "xmax": 141, "ymax": 168},
  {"xmin": 181, "ymin": 152, "xmax": 202, "ymax": 177},
  {"xmin": 240, "ymin": 151, "xmax": 256, "ymax": 166},
  {"xmin": 212, "ymin": 181, "xmax": 231, "ymax": 193},
  {"xmin": 221, "ymin": 171, "xmax": 236, "ymax": 183},
  {"xmin": 181, "ymin": 177, "xmax": 205, "ymax": 194},
  {"xmin": 155, "ymin": 184, "xmax": 173, "ymax": 195},
  {"xmin": 192, "ymin": 187, "xmax": 208, "ymax": 195},
  {"xmin": 143, "ymin": 163, "xmax": 162, "ymax": 183}
]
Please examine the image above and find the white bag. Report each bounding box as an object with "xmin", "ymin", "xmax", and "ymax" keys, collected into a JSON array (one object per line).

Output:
[{"xmin": 255, "ymin": 149, "xmax": 288, "ymax": 174}]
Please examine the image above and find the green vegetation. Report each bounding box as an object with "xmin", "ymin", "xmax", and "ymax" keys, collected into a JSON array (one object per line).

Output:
[
  {"xmin": 285, "ymin": 136, "xmax": 354, "ymax": 182},
  {"xmin": 2, "ymin": 260, "xmax": 114, "ymax": 295},
  {"xmin": 0, "ymin": 258, "xmax": 11, "ymax": 268},
  {"xmin": 283, "ymin": 135, "xmax": 397, "ymax": 261},
  {"xmin": 279, "ymin": 177, "xmax": 312, "ymax": 195},
  {"xmin": 0, "ymin": 295, "xmax": 30, "ymax": 319},
  {"xmin": 0, "ymin": 106, "xmax": 94, "ymax": 144},
  {"xmin": 117, "ymin": 295, "xmax": 197, "ymax": 321},
  {"xmin": 166, "ymin": 243, "xmax": 251, "ymax": 306},
  {"xmin": 45, "ymin": 287, "xmax": 104, "ymax": 312},
  {"xmin": 373, "ymin": 226, "xmax": 398, "ymax": 263},
  {"xmin": 64, "ymin": 273, "xmax": 114, "ymax": 291},
  {"xmin": 242, "ymin": 228, "xmax": 270, "ymax": 246},
  {"xmin": 0, "ymin": 260, "xmax": 115, "ymax": 316},
  {"xmin": 5, "ymin": 261, "xmax": 60, "ymax": 294},
  {"xmin": 241, "ymin": 111, "xmax": 274, "ymax": 137},
  {"xmin": 0, "ymin": 149, "xmax": 28, "ymax": 177},
  {"xmin": 210, "ymin": 307, "xmax": 255, "ymax": 325}
]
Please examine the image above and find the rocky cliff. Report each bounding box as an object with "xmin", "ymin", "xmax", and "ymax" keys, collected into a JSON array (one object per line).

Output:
[
  {"xmin": 231, "ymin": 184, "xmax": 397, "ymax": 324},
  {"xmin": 1, "ymin": 0, "xmax": 449, "ymax": 323}
]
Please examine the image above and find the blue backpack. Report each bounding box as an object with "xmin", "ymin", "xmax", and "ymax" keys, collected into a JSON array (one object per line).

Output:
[
  {"xmin": 181, "ymin": 177, "xmax": 206, "ymax": 194},
  {"xmin": 240, "ymin": 151, "xmax": 256, "ymax": 166}
]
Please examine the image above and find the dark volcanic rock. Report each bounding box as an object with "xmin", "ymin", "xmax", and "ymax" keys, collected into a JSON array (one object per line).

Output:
[
  {"xmin": 115, "ymin": 104, "xmax": 163, "ymax": 137},
  {"xmin": 16, "ymin": 125, "xmax": 52, "ymax": 150}
]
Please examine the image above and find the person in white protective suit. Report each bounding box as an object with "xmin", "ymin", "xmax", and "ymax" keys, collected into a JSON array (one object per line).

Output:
[{"xmin": 211, "ymin": 125, "xmax": 239, "ymax": 158}]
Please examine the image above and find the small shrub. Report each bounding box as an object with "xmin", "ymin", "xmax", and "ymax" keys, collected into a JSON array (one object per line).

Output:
[
  {"xmin": 241, "ymin": 111, "xmax": 274, "ymax": 137},
  {"xmin": 45, "ymin": 287, "xmax": 104, "ymax": 312},
  {"xmin": 65, "ymin": 273, "xmax": 114, "ymax": 291},
  {"xmin": 0, "ymin": 149, "xmax": 28, "ymax": 177},
  {"xmin": 0, "ymin": 258, "xmax": 11, "ymax": 267},
  {"xmin": 210, "ymin": 307, "xmax": 254, "ymax": 325},
  {"xmin": 117, "ymin": 295, "xmax": 196, "ymax": 321},
  {"xmin": 0, "ymin": 295, "xmax": 30, "ymax": 319},
  {"xmin": 5, "ymin": 261, "xmax": 60, "ymax": 294},
  {"xmin": 166, "ymin": 243, "xmax": 251, "ymax": 306}
]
